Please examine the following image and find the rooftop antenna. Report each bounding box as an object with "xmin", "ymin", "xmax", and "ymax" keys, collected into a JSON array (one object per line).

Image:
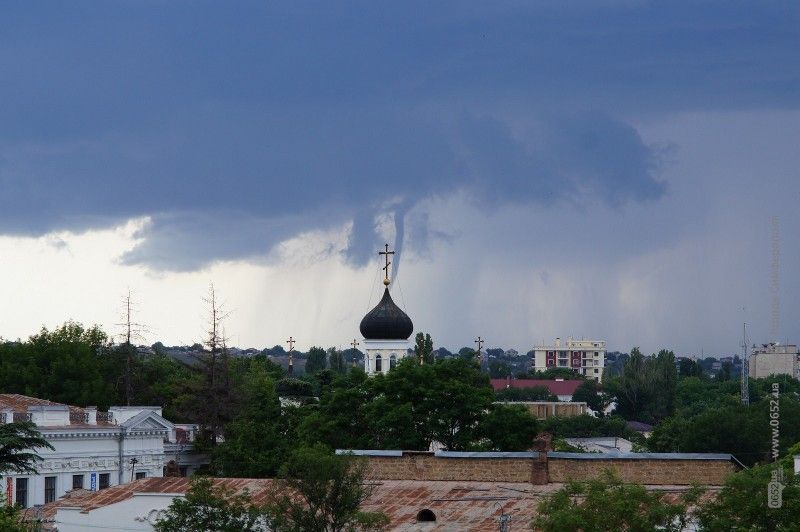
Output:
[
  {"xmin": 771, "ymin": 217, "xmax": 780, "ymax": 341},
  {"xmin": 740, "ymin": 323, "xmax": 749, "ymax": 406}
]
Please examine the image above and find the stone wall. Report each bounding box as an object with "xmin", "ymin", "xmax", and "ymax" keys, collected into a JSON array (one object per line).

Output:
[
  {"xmin": 363, "ymin": 452, "xmax": 535, "ymax": 483},
  {"xmin": 548, "ymin": 457, "xmax": 737, "ymax": 485},
  {"xmin": 354, "ymin": 451, "xmax": 739, "ymax": 486}
]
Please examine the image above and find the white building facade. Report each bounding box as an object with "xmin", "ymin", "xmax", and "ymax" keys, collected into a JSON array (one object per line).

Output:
[
  {"xmin": 1, "ymin": 394, "xmax": 201, "ymax": 509},
  {"xmin": 532, "ymin": 337, "xmax": 606, "ymax": 382},
  {"xmin": 748, "ymin": 343, "xmax": 799, "ymax": 379}
]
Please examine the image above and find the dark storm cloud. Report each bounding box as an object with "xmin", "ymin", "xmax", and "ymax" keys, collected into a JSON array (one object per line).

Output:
[{"xmin": 0, "ymin": 1, "xmax": 796, "ymax": 269}]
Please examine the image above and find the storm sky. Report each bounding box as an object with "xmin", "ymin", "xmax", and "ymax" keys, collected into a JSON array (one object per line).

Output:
[{"xmin": 1, "ymin": 1, "xmax": 798, "ymax": 354}]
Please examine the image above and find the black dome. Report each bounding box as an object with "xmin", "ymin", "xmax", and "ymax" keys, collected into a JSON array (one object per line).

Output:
[{"xmin": 359, "ymin": 288, "xmax": 414, "ymax": 340}]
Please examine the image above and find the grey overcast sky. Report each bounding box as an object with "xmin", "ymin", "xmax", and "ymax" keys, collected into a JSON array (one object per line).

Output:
[{"xmin": 0, "ymin": 1, "xmax": 798, "ymax": 354}]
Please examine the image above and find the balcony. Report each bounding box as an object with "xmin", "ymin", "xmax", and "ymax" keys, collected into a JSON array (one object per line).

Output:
[
  {"xmin": 70, "ymin": 411, "xmax": 90, "ymax": 424},
  {"xmin": 13, "ymin": 412, "xmax": 33, "ymax": 423},
  {"xmin": 97, "ymin": 412, "xmax": 115, "ymax": 424}
]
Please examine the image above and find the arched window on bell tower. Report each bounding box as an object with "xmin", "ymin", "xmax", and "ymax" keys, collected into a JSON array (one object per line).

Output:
[{"xmin": 375, "ymin": 354, "xmax": 383, "ymax": 373}]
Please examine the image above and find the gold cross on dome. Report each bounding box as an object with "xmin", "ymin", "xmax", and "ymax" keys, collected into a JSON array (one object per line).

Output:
[{"xmin": 378, "ymin": 243, "xmax": 395, "ymax": 286}]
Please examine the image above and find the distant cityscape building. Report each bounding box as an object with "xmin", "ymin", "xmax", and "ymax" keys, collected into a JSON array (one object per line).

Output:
[
  {"xmin": 748, "ymin": 342, "xmax": 799, "ymax": 379},
  {"xmin": 532, "ymin": 337, "xmax": 606, "ymax": 382},
  {"xmin": 0, "ymin": 394, "xmax": 204, "ymax": 509}
]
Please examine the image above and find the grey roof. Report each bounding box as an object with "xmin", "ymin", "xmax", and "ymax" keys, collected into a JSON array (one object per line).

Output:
[{"xmin": 435, "ymin": 451, "xmax": 540, "ymax": 459}]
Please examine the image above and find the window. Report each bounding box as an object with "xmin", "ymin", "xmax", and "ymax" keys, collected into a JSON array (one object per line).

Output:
[
  {"xmin": 135, "ymin": 472, "xmax": 147, "ymax": 480},
  {"xmin": 375, "ymin": 355, "xmax": 382, "ymax": 372},
  {"xmin": 389, "ymin": 354, "xmax": 397, "ymax": 369},
  {"xmin": 417, "ymin": 509, "xmax": 436, "ymax": 522},
  {"xmin": 44, "ymin": 476, "xmax": 56, "ymax": 503},
  {"xmin": 179, "ymin": 466, "xmax": 188, "ymax": 477},
  {"xmin": 72, "ymin": 475, "xmax": 84, "ymax": 489},
  {"xmin": 594, "ymin": 369, "xmax": 599, "ymax": 374},
  {"xmin": 99, "ymin": 473, "xmax": 110, "ymax": 490},
  {"xmin": 15, "ymin": 478, "xmax": 28, "ymax": 508}
]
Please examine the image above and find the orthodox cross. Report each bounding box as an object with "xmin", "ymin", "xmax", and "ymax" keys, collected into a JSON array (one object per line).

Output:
[
  {"xmin": 286, "ymin": 336, "xmax": 296, "ymax": 375},
  {"xmin": 475, "ymin": 336, "xmax": 485, "ymax": 362},
  {"xmin": 378, "ymin": 243, "xmax": 395, "ymax": 286},
  {"xmin": 350, "ymin": 338, "xmax": 359, "ymax": 367}
]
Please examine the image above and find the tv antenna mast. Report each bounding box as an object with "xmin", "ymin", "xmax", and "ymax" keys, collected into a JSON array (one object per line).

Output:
[{"xmin": 740, "ymin": 323, "xmax": 749, "ymax": 406}]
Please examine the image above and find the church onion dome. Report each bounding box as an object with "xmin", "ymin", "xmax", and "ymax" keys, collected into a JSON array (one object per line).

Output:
[{"xmin": 359, "ymin": 288, "xmax": 414, "ymax": 340}]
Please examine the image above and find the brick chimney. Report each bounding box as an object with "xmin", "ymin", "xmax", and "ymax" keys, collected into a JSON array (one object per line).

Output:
[{"xmin": 531, "ymin": 433, "xmax": 553, "ymax": 485}]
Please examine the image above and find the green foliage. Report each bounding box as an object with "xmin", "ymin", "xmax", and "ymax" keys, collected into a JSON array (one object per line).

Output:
[
  {"xmin": 477, "ymin": 404, "xmax": 538, "ymax": 451},
  {"xmin": 267, "ymin": 445, "xmax": 388, "ymax": 532},
  {"xmin": 305, "ymin": 347, "xmax": 327, "ymax": 374},
  {"xmin": 154, "ymin": 477, "xmax": 268, "ymax": 532},
  {"xmin": 571, "ymin": 379, "xmax": 604, "ymax": 413},
  {"xmin": 604, "ymin": 348, "xmax": 677, "ymax": 424},
  {"xmin": 495, "ymin": 386, "xmax": 558, "ymax": 402},
  {"xmin": 211, "ymin": 369, "xmax": 292, "ymax": 477},
  {"xmin": 327, "ymin": 348, "xmax": 346, "ymax": 374},
  {"xmin": 678, "ymin": 357, "xmax": 703, "ymax": 377},
  {"xmin": 0, "ymin": 497, "xmax": 25, "ymax": 532},
  {"xmin": 541, "ymin": 415, "xmax": 633, "ymax": 439},
  {"xmin": 0, "ymin": 422, "xmax": 54, "ymax": 475},
  {"xmin": 531, "ymin": 471, "xmax": 701, "ymax": 532},
  {"xmin": 414, "ymin": 332, "xmax": 434, "ymax": 365},
  {"xmin": 534, "ymin": 368, "xmax": 583, "ymax": 380},
  {"xmin": 647, "ymin": 376, "xmax": 800, "ymax": 466},
  {"xmin": 488, "ymin": 359, "xmax": 511, "ymax": 378},
  {"xmin": 277, "ymin": 378, "xmax": 315, "ymax": 398},
  {"xmin": 695, "ymin": 462, "xmax": 799, "ymax": 531}
]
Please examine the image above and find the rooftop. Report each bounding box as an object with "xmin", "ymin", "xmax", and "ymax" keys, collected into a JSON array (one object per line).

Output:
[
  {"xmin": 25, "ymin": 477, "xmax": 708, "ymax": 532},
  {"xmin": 490, "ymin": 378, "xmax": 583, "ymax": 395}
]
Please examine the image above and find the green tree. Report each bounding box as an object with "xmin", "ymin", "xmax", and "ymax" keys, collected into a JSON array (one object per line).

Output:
[
  {"xmin": 477, "ymin": 404, "xmax": 538, "ymax": 451},
  {"xmin": 678, "ymin": 358, "xmax": 703, "ymax": 377},
  {"xmin": 536, "ymin": 368, "xmax": 582, "ymax": 380},
  {"xmin": 695, "ymin": 462, "xmax": 799, "ymax": 531},
  {"xmin": 267, "ymin": 445, "xmax": 388, "ymax": 532},
  {"xmin": 0, "ymin": 498, "xmax": 25, "ymax": 532},
  {"xmin": 0, "ymin": 422, "xmax": 53, "ymax": 475},
  {"xmin": 328, "ymin": 348, "xmax": 346, "ymax": 374},
  {"xmin": 155, "ymin": 477, "xmax": 268, "ymax": 532},
  {"xmin": 488, "ymin": 359, "xmax": 511, "ymax": 378},
  {"xmin": 571, "ymin": 379, "xmax": 604, "ymax": 413},
  {"xmin": 212, "ymin": 368, "xmax": 290, "ymax": 477},
  {"xmin": 531, "ymin": 471, "xmax": 701, "ymax": 532},
  {"xmin": 305, "ymin": 347, "xmax": 327, "ymax": 374},
  {"xmin": 414, "ymin": 333, "xmax": 433, "ymax": 365}
]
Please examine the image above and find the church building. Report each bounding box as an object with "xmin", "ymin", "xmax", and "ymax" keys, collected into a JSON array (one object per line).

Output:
[{"xmin": 359, "ymin": 244, "xmax": 414, "ymax": 375}]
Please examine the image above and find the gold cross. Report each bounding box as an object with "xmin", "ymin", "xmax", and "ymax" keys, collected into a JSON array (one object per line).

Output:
[{"xmin": 378, "ymin": 243, "xmax": 395, "ymax": 286}]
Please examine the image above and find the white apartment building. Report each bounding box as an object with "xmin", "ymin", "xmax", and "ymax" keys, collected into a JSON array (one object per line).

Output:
[
  {"xmin": 748, "ymin": 343, "xmax": 799, "ymax": 379},
  {"xmin": 532, "ymin": 337, "xmax": 606, "ymax": 382},
  {"xmin": 1, "ymin": 394, "xmax": 204, "ymax": 509}
]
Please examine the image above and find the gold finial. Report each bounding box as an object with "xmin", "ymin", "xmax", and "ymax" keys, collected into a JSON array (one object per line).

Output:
[{"xmin": 378, "ymin": 243, "xmax": 395, "ymax": 287}]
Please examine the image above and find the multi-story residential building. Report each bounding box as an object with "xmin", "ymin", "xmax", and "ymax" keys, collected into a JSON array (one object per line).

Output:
[
  {"xmin": 748, "ymin": 343, "xmax": 799, "ymax": 379},
  {"xmin": 0, "ymin": 394, "xmax": 205, "ymax": 509},
  {"xmin": 532, "ymin": 337, "xmax": 606, "ymax": 382}
]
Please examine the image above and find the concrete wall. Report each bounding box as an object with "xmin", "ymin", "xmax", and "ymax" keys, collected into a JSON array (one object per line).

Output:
[{"xmin": 356, "ymin": 451, "xmax": 739, "ymax": 486}]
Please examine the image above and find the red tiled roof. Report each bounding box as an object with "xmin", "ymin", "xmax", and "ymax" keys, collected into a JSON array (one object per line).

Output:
[{"xmin": 490, "ymin": 378, "xmax": 582, "ymax": 395}]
